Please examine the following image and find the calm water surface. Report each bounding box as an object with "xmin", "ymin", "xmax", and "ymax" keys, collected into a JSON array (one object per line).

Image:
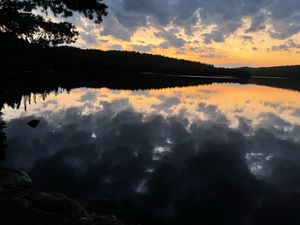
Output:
[{"xmin": 2, "ymin": 83, "xmax": 300, "ymax": 225}]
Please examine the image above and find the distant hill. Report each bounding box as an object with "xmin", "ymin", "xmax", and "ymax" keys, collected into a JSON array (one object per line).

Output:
[
  {"xmin": 245, "ymin": 65, "xmax": 300, "ymax": 79},
  {"xmin": 0, "ymin": 39, "xmax": 250, "ymax": 79}
]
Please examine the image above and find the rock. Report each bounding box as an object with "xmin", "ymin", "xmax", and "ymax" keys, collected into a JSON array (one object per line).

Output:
[
  {"xmin": 27, "ymin": 120, "xmax": 40, "ymax": 128},
  {"xmin": 0, "ymin": 167, "xmax": 141, "ymax": 225},
  {"xmin": 30, "ymin": 192, "xmax": 90, "ymax": 219},
  {"xmin": 81, "ymin": 199, "xmax": 140, "ymax": 225},
  {"xmin": 22, "ymin": 192, "xmax": 91, "ymax": 225},
  {"xmin": 80, "ymin": 198, "xmax": 121, "ymax": 215},
  {"xmin": 0, "ymin": 188, "xmax": 92, "ymax": 225},
  {"xmin": 0, "ymin": 167, "xmax": 32, "ymax": 189}
]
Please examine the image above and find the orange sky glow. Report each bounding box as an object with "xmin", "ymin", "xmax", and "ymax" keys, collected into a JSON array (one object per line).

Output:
[
  {"xmin": 90, "ymin": 30, "xmax": 300, "ymax": 67},
  {"xmin": 72, "ymin": 0, "xmax": 300, "ymax": 67}
]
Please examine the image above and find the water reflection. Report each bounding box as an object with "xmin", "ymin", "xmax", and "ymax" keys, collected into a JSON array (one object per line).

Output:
[
  {"xmin": 3, "ymin": 84, "xmax": 300, "ymax": 127},
  {"xmin": 0, "ymin": 113, "xmax": 6, "ymax": 160},
  {"xmin": 2, "ymin": 83, "xmax": 300, "ymax": 225}
]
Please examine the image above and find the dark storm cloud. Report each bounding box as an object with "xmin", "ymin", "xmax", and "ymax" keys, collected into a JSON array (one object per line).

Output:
[
  {"xmin": 4, "ymin": 102, "xmax": 300, "ymax": 225},
  {"xmin": 101, "ymin": 0, "xmax": 300, "ymax": 43}
]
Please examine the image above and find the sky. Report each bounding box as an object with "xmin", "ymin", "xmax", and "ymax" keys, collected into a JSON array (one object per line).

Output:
[{"xmin": 72, "ymin": 0, "xmax": 300, "ymax": 67}]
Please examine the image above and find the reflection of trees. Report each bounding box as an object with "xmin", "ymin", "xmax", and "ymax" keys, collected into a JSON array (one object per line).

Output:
[
  {"xmin": 0, "ymin": 113, "xmax": 6, "ymax": 161},
  {"xmin": 0, "ymin": 84, "xmax": 7, "ymax": 160}
]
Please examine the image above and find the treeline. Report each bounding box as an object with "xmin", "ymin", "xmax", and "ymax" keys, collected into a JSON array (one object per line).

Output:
[
  {"xmin": 0, "ymin": 37, "xmax": 250, "ymax": 79},
  {"xmin": 245, "ymin": 65, "xmax": 300, "ymax": 79}
]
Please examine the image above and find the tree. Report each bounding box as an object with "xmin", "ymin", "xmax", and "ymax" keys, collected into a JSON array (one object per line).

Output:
[{"xmin": 0, "ymin": 0, "xmax": 107, "ymax": 46}]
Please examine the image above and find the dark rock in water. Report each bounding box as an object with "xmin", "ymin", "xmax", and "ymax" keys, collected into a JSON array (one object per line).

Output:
[
  {"xmin": 0, "ymin": 167, "xmax": 32, "ymax": 189},
  {"xmin": 0, "ymin": 189, "xmax": 91, "ymax": 225},
  {"xmin": 27, "ymin": 120, "xmax": 40, "ymax": 128},
  {"xmin": 0, "ymin": 167, "xmax": 140, "ymax": 225},
  {"xmin": 80, "ymin": 199, "xmax": 137, "ymax": 225}
]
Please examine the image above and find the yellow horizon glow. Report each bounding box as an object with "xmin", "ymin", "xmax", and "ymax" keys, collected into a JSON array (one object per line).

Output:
[{"xmin": 77, "ymin": 22, "xmax": 300, "ymax": 67}]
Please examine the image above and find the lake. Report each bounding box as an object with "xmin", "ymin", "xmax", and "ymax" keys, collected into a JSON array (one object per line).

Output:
[{"xmin": 1, "ymin": 82, "xmax": 300, "ymax": 225}]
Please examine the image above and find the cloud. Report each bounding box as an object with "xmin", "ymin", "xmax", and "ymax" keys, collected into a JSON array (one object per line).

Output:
[
  {"xmin": 203, "ymin": 21, "xmax": 242, "ymax": 44},
  {"xmin": 80, "ymin": 91, "xmax": 98, "ymax": 102},
  {"xmin": 203, "ymin": 29, "xmax": 227, "ymax": 44},
  {"xmin": 293, "ymin": 108, "xmax": 300, "ymax": 117},
  {"xmin": 199, "ymin": 103, "xmax": 228, "ymax": 124},
  {"xmin": 246, "ymin": 12, "xmax": 268, "ymax": 33},
  {"xmin": 156, "ymin": 29, "xmax": 186, "ymax": 48},
  {"xmin": 80, "ymin": 32, "xmax": 98, "ymax": 45},
  {"xmin": 109, "ymin": 44, "xmax": 123, "ymax": 51},
  {"xmin": 101, "ymin": 15, "xmax": 132, "ymax": 41},
  {"xmin": 271, "ymin": 39, "xmax": 300, "ymax": 51},
  {"xmin": 272, "ymin": 44, "xmax": 289, "ymax": 51},
  {"xmin": 99, "ymin": 0, "xmax": 300, "ymax": 45},
  {"xmin": 201, "ymin": 53, "xmax": 224, "ymax": 59},
  {"xmin": 241, "ymin": 35, "xmax": 254, "ymax": 42},
  {"xmin": 4, "ymin": 104, "xmax": 300, "ymax": 225},
  {"xmin": 132, "ymin": 44, "xmax": 155, "ymax": 52},
  {"xmin": 263, "ymin": 101, "xmax": 295, "ymax": 112},
  {"xmin": 152, "ymin": 97, "xmax": 180, "ymax": 112}
]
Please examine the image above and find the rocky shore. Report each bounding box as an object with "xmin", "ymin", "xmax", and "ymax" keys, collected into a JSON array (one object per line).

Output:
[{"xmin": 0, "ymin": 167, "xmax": 140, "ymax": 225}]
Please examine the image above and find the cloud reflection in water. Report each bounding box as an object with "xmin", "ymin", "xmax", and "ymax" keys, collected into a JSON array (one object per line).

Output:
[{"xmin": 2, "ymin": 83, "xmax": 300, "ymax": 225}]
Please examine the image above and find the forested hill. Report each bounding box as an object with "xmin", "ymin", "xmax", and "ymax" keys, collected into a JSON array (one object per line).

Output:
[
  {"xmin": 0, "ymin": 40, "xmax": 249, "ymax": 79},
  {"xmin": 245, "ymin": 65, "xmax": 300, "ymax": 79}
]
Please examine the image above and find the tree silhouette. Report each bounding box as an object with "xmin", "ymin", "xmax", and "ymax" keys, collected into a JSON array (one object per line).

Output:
[{"xmin": 0, "ymin": 0, "xmax": 107, "ymax": 46}]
